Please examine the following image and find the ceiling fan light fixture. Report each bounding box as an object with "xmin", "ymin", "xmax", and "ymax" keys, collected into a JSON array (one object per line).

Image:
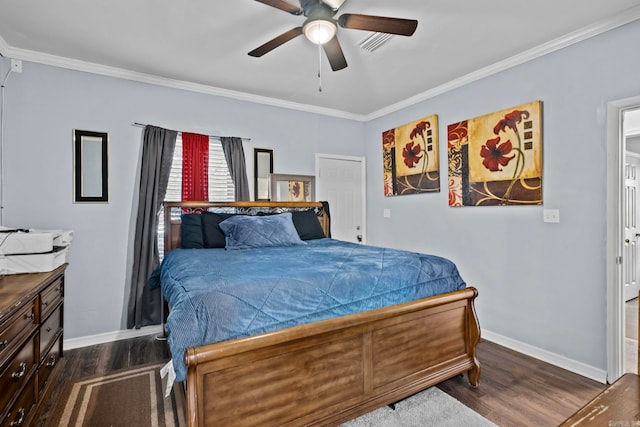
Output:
[{"xmin": 303, "ymin": 19, "xmax": 337, "ymax": 45}]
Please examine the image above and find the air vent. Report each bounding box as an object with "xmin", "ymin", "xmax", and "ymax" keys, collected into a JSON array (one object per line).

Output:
[{"xmin": 358, "ymin": 32, "xmax": 394, "ymax": 52}]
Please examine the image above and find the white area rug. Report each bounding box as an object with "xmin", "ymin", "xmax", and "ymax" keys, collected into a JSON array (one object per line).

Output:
[{"xmin": 341, "ymin": 387, "xmax": 496, "ymax": 427}]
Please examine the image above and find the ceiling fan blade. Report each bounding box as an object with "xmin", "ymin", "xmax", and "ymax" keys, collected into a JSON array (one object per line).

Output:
[
  {"xmin": 322, "ymin": 36, "xmax": 348, "ymax": 71},
  {"xmin": 338, "ymin": 14, "xmax": 418, "ymax": 36},
  {"xmin": 248, "ymin": 27, "xmax": 304, "ymax": 57},
  {"xmin": 321, "ymin": 0, "xmax": 347, "ymax": 10},
  {"xmin": 254, "ymin": 0, "xmax": 303, "ymax": 15}
]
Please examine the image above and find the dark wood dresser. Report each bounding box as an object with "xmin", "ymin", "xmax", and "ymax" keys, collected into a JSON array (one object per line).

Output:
[{"xmin": 0, "ymin": 265, "xmax": 66, "ymax": 427}]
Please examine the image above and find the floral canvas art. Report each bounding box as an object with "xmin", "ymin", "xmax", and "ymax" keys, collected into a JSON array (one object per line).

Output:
[
  {"xmin": 448, "ymin": 101, "xmax": 543, "ymax": 206},
  {"xmin": 383, "ymin": 115, "xmax": 439, "ymax": 196},
  {"xmin": 288, "ymin": 180, "xmax": 307, "ymax": 201}
]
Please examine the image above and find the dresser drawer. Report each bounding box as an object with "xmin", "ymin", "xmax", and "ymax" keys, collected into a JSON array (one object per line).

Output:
[
  {"xmin": 40, "ymin": 304, "xmax": 62, "ymax": 360},
  {"xmin": 40, "ymin": 276, "xmax": 63, "ymax": 321},
  {"xmin": 0, "ymin": 301, "xmax": 36, "ymax": 366},
  {"xmin": 1, "ymin": 375, "xmax": 36, "ymax": 427},
  {"xmin": 38, "ymin": 335, "xmax": 61, "ymax": 398},
  {"xmin": 0, "ymin": 334, "xmax": 36, "ymax": 417}
]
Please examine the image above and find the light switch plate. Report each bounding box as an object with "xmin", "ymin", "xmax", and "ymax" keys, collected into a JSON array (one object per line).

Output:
[{"xmin": 543, "ymin": 209, "xmax": 560, "ymax": 223}]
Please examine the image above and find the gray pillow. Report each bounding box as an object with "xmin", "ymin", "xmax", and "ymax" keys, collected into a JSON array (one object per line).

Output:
[{"xmin": 219, "ymin": 212, "xmax": 306, "ymax": 250}]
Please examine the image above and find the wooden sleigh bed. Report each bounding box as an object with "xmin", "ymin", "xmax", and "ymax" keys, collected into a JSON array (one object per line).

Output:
[{"xmin": 162, "ymin": 201, "xmax": 481, "ymax": 427}]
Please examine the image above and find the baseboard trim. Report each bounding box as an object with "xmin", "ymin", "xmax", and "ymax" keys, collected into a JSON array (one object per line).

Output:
[
  {"xmin": 482, "ymin": 329, "xmax": 607, "ymax": 384},
  {"xmin": 64, "ymin": 325, "xmax": 163, "ymax": 350}
]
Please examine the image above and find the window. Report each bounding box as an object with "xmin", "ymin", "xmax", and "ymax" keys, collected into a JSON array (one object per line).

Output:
[{"xmin": 158, "ymin": 133, "xmax": 235, "ymax": 256}]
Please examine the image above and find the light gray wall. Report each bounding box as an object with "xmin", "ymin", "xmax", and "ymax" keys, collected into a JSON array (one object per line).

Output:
[
  {"xmin": 364, "ymin": 19, "xmax": 640, "ymax": 372},
  {"xmin": 0, "ymin": 61, "xmax": 364, "ymax": 338}
]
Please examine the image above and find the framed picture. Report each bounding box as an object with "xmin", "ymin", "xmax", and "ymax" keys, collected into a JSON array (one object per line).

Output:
[
  {"xmin": 269, "ymin": 174, "xmax": 315, "ymax": 201},
  {"xmin": 447, "ymin": 100, "xmax": 543, "ymax": 206},
  {"xmin": 382, "ymin": 115, "xmax": 440, "ymax": 196},
  {"xmin": 73, "ymin": 129, "xmax": 109, "ymax": 203}
]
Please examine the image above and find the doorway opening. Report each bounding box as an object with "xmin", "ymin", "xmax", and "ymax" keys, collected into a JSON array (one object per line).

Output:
[
  {"xmin": 622, "ymin": 108, "xmax": 640, "ymax": 374},
  {"xmin": 607, "ymin": 98, "xmax": 640, "ymax": 382}
]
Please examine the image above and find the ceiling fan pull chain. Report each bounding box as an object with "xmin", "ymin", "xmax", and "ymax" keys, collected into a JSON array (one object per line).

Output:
[{"xmin": 318, "ymin": 44, "xmax": 323, "ymax": 92}]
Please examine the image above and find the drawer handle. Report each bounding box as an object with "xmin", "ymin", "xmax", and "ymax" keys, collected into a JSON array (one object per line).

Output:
[
  {"xmin": 11, "ymin": 362, "xmax": 27, "ymax": 380},
  {"xmin": 46, "ymin": 355, "xmax": 57, "ymax": 368},
  {"xmin": 43, "ymin": 301, "xmax": 49, "ymax": 307},
  {"xmin": 28, "ymin": 312, "xmax": 35, "ymax": 321},
  {"xmin": 0, "ymin": 339, "xmax": 8, "ymax": 349},
  {"xmin": 10, "ymin": 408, "xmax": 26, "ymax": 426},
  {"xmin": 46, "ymin": 327, "xmax": 52, "ymax": 333}
]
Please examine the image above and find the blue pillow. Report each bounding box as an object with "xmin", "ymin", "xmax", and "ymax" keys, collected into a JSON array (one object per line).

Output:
[{"xmin": 219, "ymin": 212, "xmax": 306, "ymax": 250}]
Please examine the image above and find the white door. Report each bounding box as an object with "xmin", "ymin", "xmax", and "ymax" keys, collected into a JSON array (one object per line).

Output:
[
  {"xmin": 316, "ymin": 155, "xmax": 365, "ymax": 243},
  {"xmin": 624, "ymin": 154, "xmax": 640, "ymax": 301}
]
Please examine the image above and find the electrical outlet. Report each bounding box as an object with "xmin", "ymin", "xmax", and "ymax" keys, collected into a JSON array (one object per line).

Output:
[
  {"xmin": 543, "ymin": 209, "xmax": 560, "ymax": 223},
  {"xmin": 383, "ymin": 208, "xmax": 391, "ymax": 218},
  {"xmin": 10, "ymin": 59, "xmax": 22, "ymax": 73}
]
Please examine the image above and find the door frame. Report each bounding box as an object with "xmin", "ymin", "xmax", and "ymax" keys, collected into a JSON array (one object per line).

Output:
[
  {"xmin": 315, "ymin": 153, "xmax": 367, "ymax": 243},
  {"xmin": 606, "ymin": 95, "xmax": 640, "ymax": 382}
]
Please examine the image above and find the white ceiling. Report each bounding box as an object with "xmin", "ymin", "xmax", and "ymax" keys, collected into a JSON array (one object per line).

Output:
[{"xmin": 1, "ymin": 0, "xmax": 640, "ymax": 119}]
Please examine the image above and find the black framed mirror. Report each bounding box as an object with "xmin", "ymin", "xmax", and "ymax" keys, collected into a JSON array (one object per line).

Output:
[
  {"xmin": 254, "ymin": 148, "xmax": 273, "ymax": 201},
  {"xmin": 73, "ymin": 129, "xmax": 109, "ymax": 203}
]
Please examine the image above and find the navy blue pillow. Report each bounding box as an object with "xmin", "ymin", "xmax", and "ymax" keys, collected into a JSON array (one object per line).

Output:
[
  {"xmin": 201, "ymin": 212, "xmax": 233, "ymax": 248},
  {"xmin": 181, "ymin": 214, "xmax": 205, "ymax": 248},
  {"xmin": 292, "ymin": 210, "xmax": 325, "ymax": 240}
]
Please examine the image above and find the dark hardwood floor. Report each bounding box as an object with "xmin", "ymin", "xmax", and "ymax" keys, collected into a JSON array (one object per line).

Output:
[
  {"xmin": 34, "ymin": 335, "xmax": 607, "ymax": 427},
  {"xmin": 438, "ymin": 342, "xmax": 605, "ymax": 426}
]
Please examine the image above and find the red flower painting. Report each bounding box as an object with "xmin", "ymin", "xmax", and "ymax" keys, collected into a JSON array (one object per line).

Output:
[
  {"xmin": 382, "ymin": 115, "xmax": 440, "ymax": 196},
  {"xmin": 447, "ymin": 101, "xmax": 542, "ymax": 206}
]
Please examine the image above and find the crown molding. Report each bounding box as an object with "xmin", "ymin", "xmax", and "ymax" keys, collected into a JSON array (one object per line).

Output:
[
  {"xmin": 0, "ymin": 44, "xmax": 367, "ymax": 122},
  {"xmin": 365, "ymin": 6, "xmax": 640, "ymax": 121},
  {"xmin": 1, "ymin": 6, "xmax": 639, "ymax": 123}
]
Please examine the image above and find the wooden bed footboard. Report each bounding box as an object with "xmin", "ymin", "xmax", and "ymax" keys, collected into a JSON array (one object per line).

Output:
[{"xmin": 183, "ymin": 287, "xmax": 480, "ymax": 427}]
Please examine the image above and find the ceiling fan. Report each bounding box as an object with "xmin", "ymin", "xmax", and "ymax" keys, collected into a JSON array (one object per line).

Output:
[{"xmin": 248, "ymin": 0, "xmax": 418, "ymax": 71}]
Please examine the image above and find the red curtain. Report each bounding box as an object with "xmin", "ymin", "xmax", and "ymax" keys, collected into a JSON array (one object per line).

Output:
[{"xmin": 182, "ymin": 132, "xmax": 209, "ymax": 201}]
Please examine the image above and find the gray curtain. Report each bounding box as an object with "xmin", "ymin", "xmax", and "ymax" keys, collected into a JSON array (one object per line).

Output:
[
  {"xmin": 220, "ymin": 136, "xmax": 250, "ymax": 201},
  {"xmin": 127, "ymin": 125, "xmax": 177, "ymax": 329}
]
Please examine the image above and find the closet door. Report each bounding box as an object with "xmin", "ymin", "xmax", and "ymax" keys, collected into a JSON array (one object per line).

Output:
[{"xmin": 316, "ymin": 155, "xmax": 365, "ymax": 244}]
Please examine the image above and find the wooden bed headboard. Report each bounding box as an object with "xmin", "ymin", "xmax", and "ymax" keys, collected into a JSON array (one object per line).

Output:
[{"xmin": 162, "ymin": 201, "xmax": 331, "ymax": 253}]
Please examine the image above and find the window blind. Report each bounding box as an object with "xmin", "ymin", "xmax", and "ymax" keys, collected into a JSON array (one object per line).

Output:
[{"xmin": 158, "ymin": 133, "xmax": 235, "ymax": 257}]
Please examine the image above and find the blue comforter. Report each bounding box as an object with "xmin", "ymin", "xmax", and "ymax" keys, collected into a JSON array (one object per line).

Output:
[{"xmin": 160, "ymin": 238, "xmax": 466, "ymax": 381}]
